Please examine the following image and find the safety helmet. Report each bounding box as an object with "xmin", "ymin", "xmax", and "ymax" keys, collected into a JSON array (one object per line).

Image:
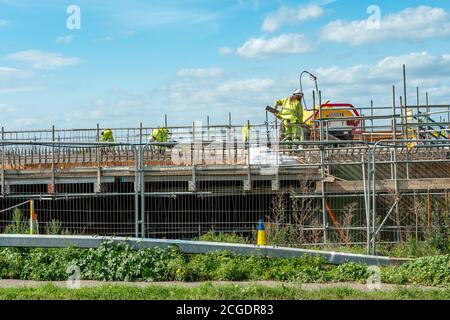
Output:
[{"xmin": 292, "ymin": 89, "xmax": 302, "ymax": 96}]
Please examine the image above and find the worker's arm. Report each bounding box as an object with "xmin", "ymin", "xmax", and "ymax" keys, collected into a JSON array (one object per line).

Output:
[{"xmin": 273, "ymin": 98, "xmax": 285, "ymax": 110}]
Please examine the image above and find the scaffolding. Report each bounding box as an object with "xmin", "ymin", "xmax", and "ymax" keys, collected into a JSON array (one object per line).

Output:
[{"xmin": 1, "ymin": 77, "xmax": 450, "ymax": 255}]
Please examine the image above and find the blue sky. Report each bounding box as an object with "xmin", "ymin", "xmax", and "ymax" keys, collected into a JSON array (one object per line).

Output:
[{"xmin": 1, "ymin": 0, "xmax": 450, "ymax": 129}]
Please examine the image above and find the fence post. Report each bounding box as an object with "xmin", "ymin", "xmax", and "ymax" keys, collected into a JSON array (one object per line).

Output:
[
  {"xmin": 1, "ymin": 126, "xmax": 4, "ymax": 196},
  {"xmin": 51, "ymin": 125, "xmax": 55, "ymax": 194},
  {"xmin": 245, "ymin": 120, "xmax": 252, "ymax": 192},
  {"xmin": 95, "ymin": 124, "xmax": 102, "ymax": 193},
  {"xmin": 189, "ymin": 122, "xmax": 197, "ymax": 192},
  {"xmin": 416, "ymin": 86, "xmax": 420, "ymax": 140},
  {"xmin": 403, "ymin": 64, "xmax": 408, "ymax": 138},
  {"xmin": 207, "ymin": 115, "xmax": 210, "ymax": 141},
  {"xmin": 362, "ymin": 153, "xmax": 370, "ymax": 254},
  {"xmin": 134, "ymin": 145, "xmax": 140, "ymax": 238},
  {"xmin": 370, "ymin": 100, "xmax": 374, "ymax": 142},
  {"xmin": 318, "ymin": 91, "xmax": 327, "ymax": 244},
  {"xmin": 370, "ymin": 147, "xmax": 377, "ymax": 255},
  {"xmin": 29, "ymin": 199, "xmax": 37, "ymax": 235},
  {"xmin": 96, "ymin": 123, "xmax": 100, "ymax": 163},
  {"xmin": 140, "ymin": 123, "xmax": 145, "ymax": 238},
  {"xmin": 265, "ymin": 111, "xmax": 271, "ymax": 148}
]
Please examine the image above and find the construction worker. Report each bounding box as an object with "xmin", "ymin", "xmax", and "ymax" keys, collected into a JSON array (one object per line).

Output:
[
  {"xmin": 100, "ymin": 129, "xmax": 114, "ymax": 143},
  {"xmin": 241, "ymin": 124, "xmax": 252, "ymax": 144},
  {"xmin": 273, "ymin": 89, "xmax": 304, "ymax": 141},
  {"xmin": 99, "ymin": 129, "xmax": 114, "ymax": 158},
  {"xmin": 149, "ymin": 127, "xmax": 170, "ymax": 152}
]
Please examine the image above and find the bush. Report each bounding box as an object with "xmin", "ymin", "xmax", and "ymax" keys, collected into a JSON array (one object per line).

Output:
[
  {"xmin": 0, "ymin": 242, "xmax": 448, "ymax": 287},
  {"xmin": 382, "ymin": 255, "xmax": 450, "ymax": 286},
  {"xmin": 20, "ymin": 247, "xmax": 85, "ymax": 281},
  {"xmin": 0, "ymin": 248, "xmax": 23, "ymax": 279},
  {"xmin": 182, "ymin": 251, "xmax": 255, "ymax": 281},
  {"xmin": 3, "ymin": 209, "xmax": 29, "ymax": 234},
  {"xmin": 78, "ymin": 241, "xmax": 184, "ymax": 281},
  {"xmin": 261, "ymin": 256, "xmax": 330, "ymax": 282},
  {"xmin": 45, "ymin": 220, "xmax": 72, "ymax": 235},
  {"xmin": 330, "ymin": 263, "xmax": 369, "ymax": 282}
]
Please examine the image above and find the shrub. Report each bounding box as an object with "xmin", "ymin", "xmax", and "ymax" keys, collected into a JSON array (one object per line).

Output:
[
  {"xmin": 20, "ymin": 247, "xmax": 85, "ymax": 281},
  {"xmin": 262, "ymin": 255, "xmax": 330, "ymax": 282},
  {"xmin": 3, "ymin": 209, "xmax": 29, "ymax": 234},
  {"xmin": 79, "ymin": 241, "xmax": 184, "ymax": 281},
  {"xmin": 44, "ymin": 220, "xmax": 72, "ymax": 235},
  {"xmin": 330, "ymin": 262, "xmax": 369, "ymax": 282},
  {"xmin": 0, "ymin": 242, "xmax": 448, "ymax": 287},
  {"xmin": 382, "ymin": 255, "xmax": 450, "ymax": 286},
  {"xmin": 0, "ymin": 248, "xmax": 23, "ymax": 279}
]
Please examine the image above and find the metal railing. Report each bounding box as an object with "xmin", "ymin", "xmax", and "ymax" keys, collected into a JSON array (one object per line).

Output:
[{"xmin": 0, "ymin": 135, "xmax": 448, "ymax": 254}]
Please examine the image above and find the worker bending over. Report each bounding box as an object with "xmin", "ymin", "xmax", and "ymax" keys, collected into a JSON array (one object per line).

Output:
[
  {"xmin": 99, "ymin": 129, "xmax": 114, "ymax": 158},
  {"xmin": 273, "ymin": 89, "xmax": 304, "ymax": 141},
  {"xmin": 100, "ymin": 129, "xmax": 114, "ymax": 142},
  {"xmin": 149, "ymin": 127, "xmax": 170, "ymax": 152}
]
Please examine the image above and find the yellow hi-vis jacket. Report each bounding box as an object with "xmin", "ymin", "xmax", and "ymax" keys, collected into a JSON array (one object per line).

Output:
[
  {"xmin": 101, "ymin": 129, "xmax": 114, "ymax": 142},
  {"xmin": 274, "ymin": 97, "xmax": 303, "ymax": 123},
  {"xmin": 151, "ymin": 127, "xmax": 169, "ymax": 142},
  {"xmin": 241, "ymin": 124, "xmax": 251, "ymax": 143}
]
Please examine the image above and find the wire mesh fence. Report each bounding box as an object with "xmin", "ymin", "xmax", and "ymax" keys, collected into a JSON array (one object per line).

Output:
[{"xmin": 0, "ymin": 122, "xmax": 449, "ymax": 252}]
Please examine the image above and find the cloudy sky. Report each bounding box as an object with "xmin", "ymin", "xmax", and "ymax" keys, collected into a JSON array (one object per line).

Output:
[{"xmin": 0, "ymin": 0, "xmax": 449, "ymax": 129}]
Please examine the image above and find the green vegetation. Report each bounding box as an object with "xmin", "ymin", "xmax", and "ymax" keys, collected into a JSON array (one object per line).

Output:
[
  {"xmin": 3, "ymin": 209, "xmax": 71, "ymax": 236},
  {"xmin": 0, "ymin": 242, "xmax": 449, "ymax": 286},
  {"xmin": 0, "ymin": 283, "xmax": 448, "ymax": 300},
  {"xmin": 197, "ymin": 231, "xmax": 253, "ymax": 244},
  {"xmin": 383, "ymin": 255, "xmax": 450, "ymax": 286},
  {"xmin": 44, "ymin": 220, "xmax": 72, "ymax": 236},
  {"xmin": 3, "ymin": 208, "xmax": 447, "ymax": 259},
  {"xmin": 3, "ymin": 209, "xmax": 29, "ymax": 235}
]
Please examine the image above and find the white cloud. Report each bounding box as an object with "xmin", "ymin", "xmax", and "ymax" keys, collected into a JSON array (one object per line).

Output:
[
  {"xmin": 321, "ymin": 6, "xmax": 450, "ymax": 46},
  {"xmin": 56, "ymin": 35, "xmax": 74, "ymax": 45},
  {"xmin": 0, "ymin": 66, "xmax": 37, "ymax": 95},
  {"xmin": 235, "ymin": 33, "xmax": 312, "ymax": 58},
  {"xmin": 120, "ymin": 8, "xmax": 220, "ymax": 29},
  {"xmin": 165, "ymin": 74, "xmax": 278, "ymax": 122},
  {"xmin": 6, "ymin": 50, "xmax": 81, "ymax": 69},
  {"xmin": 219, "ymin": 46, "xmax": 233, "ymax": 56},
  {"xmin": 0, "ymin": 87, "xmax": 40, "ymax": 94},
  {"xmin": 311, "ymin": 52, "xmax": 450, "ymax": 108},
  {"xmin": 216, "ymin": 79, "xmax": 275, "ymax": 93},
  {"xmin": 10, "ymin": 118, "xmax": 40, "ymax": 129},
  {"xmin": 67, "ymin": 97, "xmax": 147, "ymax": 125},
  {"xmin": 166, "ymin": 53, "xmax": 450, "ymax": 118},
  {"xmin": 316, "ymin": 52, "xmax": 450, "ymax": 86},
  {"xmin": 0, "ymin": 104, "xmax": 23, "ymax": 113},
  {"xmin": 177, "ymin": 68, "xmax": 223, "ymax": 78},
  {"xmin": 0, "ymin": 67, "xmax": 30, "ymax": 80},
  {"xmin": 262, "ymin": 5, "xmax": 324, "ymax": 32}
]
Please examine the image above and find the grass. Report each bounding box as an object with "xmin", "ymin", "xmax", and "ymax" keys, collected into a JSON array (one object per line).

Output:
[
  {"xmin": 197, "ymin": 231, "xmax": 254, "ymax": 244},
  {"xmin": 0, "ymin": 283, "xmax": 448, "ymax": 300}
]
